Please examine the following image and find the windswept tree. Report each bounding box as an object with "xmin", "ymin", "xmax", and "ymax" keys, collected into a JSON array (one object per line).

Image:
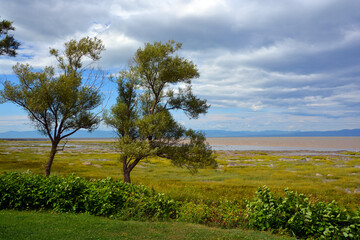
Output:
[
  {"xmin": 0, "ymin": 37, "xmax": 105, "ymax": 176},
  {"xmin": 0, "ymin": 18, "xmax": 20, "ymax": 56},
  {"xmin": 104, "ymin": 40, "xmax": 217, "ymax": 183}
]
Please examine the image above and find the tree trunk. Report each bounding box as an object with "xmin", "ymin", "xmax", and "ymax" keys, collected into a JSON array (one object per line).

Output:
[
  {"xmin": 121, "ymin": 155, "xmax": 143, "ymax": 183},
  {"xmin": 123, "ymin": 169, "xmax": 131, "ymax": 183},
  {"xmin": 45, "ymin": 142, "xmax": 58, "ymax": 177},
  {"xmin": 122, "ymin": 156, "xmax": 131, "ymax": 183}
]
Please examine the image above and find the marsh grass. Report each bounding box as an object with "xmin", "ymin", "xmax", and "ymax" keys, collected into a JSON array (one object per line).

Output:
[{"xmin": 0, "ymin": 140, "xmax": 359, "ymax": 206}]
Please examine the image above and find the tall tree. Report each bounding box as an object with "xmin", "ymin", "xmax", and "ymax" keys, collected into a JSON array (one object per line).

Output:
[
  {"xmin": 104, "ymin": 40, "xmax": 217, "ymax": 183},
  {"xmin": 0, "ymin": 37, "xmax": 105, "ymax": 176},
  {"xmin": 0, "ymin": 18, "xmax": 20, "ymax": 56}
]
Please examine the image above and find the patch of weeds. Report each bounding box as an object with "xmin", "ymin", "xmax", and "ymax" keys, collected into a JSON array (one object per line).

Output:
[
  {"xmin": 246, "ymin": 151, "xmax": 268, "ymax": 155},
  {"xmin": 342, "ymin": 151, "xmax": 360, "ymax": 156}
]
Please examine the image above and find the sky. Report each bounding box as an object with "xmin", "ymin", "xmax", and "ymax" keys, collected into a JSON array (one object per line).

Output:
[{"xmin": 0, "ymin": 0, "xmax": 359, "ymax": 133}]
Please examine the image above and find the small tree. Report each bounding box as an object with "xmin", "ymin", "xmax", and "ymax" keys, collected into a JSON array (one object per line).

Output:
[
  {"xmin": 104, "ymin": 40, "xmax": 217, "ymax": 183},
  {"xmin": 0, "ymin": 18, "xmax": 20, "ymax": 56},
  {"xmin": 0, "ymin": 37, "xmax": 105, "ymax": 176}
]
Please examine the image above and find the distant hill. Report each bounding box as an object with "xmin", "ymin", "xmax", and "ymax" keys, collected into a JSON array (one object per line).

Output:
[
  {"xmin": 1, "ymin": 129, "xmax": 360, "ymax": 139},
  {"xmin": 0, "ymin": 130, "xmax": 116, "ymax": 139}
]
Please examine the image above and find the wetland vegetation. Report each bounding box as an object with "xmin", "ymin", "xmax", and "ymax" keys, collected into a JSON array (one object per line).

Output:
[{"xmin": 1, "ymin": 140, "xmax": 358, "ymax": 205}]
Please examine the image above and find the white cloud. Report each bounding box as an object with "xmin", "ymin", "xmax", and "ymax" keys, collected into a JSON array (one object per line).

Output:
[
  {"xmin": 97, "ymin": 28, "xmax": 141, "ymax": 69},
  {"xmin": 0, "ymin": 115, "xmax": 31, "ymax": 132},
  {"xmin": 174, "ymin": 0, "xmax": 229, "ymax": 18}
]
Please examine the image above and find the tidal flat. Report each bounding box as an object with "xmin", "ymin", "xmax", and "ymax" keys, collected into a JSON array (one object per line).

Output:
[{"xmin": 0, "ymin": 138, "xmax": 359, "ymax": 206}]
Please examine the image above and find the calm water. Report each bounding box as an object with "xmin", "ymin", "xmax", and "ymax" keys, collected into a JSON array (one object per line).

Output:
[{"xmin": 206, "ymin": 137, "xmax": 360, "ymax": 151}]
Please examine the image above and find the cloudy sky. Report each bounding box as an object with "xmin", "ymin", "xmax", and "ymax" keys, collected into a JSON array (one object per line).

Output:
[{"xmin": 0, "ymin": 0, "xmax": 359, "ymax": 133}]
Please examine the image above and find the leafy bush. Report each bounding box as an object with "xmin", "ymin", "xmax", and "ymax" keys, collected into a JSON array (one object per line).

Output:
[
  {"xmin": 211, "ymin": 199, "xmax": 244, "ymax": 228},
  {"xmin": 0, "ymin": 172, "xmax": 178, "ymax": 220},
  {"xmin": 178, "ymin": 199, "xmax": 244, "ymax": 228},
  {"xmin": 178, "ymin": 201, "xmax": 211, "ymax": 224},
  {"xmin": 245, "ymin": 186, "xmax": 360, "ymax": 239},
  {"xmin": 119, "ymin": 190, "xmax": 179, "ymax": 220}
]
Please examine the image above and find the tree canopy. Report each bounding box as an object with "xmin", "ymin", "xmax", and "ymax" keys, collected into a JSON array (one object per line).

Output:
[
  {"xmin": 104, "ymin": 40, "xmax": 216, "ymax": 183},
  {"xmin": 0, "ymin": 37, "xmax": 105, "ymax": 176},
  {"xmin": 0, "ymin": 18, "xmax": 20, "ymax": 57}
]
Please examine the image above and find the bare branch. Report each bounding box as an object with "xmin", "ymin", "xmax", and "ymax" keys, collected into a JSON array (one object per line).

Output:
[{"xmin": 56, "ymin": 139, "xmax": 68, "ymax": 151}]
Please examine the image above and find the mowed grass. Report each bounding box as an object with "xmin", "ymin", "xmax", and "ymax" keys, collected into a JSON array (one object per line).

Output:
[
  {"xmin": 0, "ymin": 210, "xmax": 294, "ymax": 240},
  {"xmin": 0, "ymin": 140, "xmax": 359, "ymax": 206}
]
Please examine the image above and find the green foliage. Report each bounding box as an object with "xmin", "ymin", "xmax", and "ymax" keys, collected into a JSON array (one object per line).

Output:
[
  {"xmin": 134, "ymin": 40, "xmax": 198, "ymax": 86},
  {"xmin": 0, "ymin": 172, "xmax": 178, "ymax": 220},
  {"xmin": 178, "ymin": 200, "xmax": 244, "ymax": 229},
  {"xmin": 178, "ymin": 202, "xmax": 210, "ymax": 224},
  {"xmin": 162, "ymin": 130, "xmax": 217, "ymax": 173},
  {"xmin": 245, "ymin": 186, "xmax": 360, "ymax": 239},
  {"xmin": 103, "ymin": 73, "xmax": 139, "ymax": 139},
  {"xmin": 104, "ymin": 40, "xmax": 215, "ymax": 182},
  {"xmin": 50, "ymin": 36, "xmax": 104, "ymax": 73},
  {"xmin": 0, "ymin": 18, "xmax": 20, "ymax": 56},
  {"xmin": 131, "ymin": 40, "xmax": 207, "ymax": 119}
]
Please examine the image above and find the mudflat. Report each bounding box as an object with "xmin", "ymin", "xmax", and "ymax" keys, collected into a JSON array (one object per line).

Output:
[{"xmin": 205, "ymin": 137, "xmax": 360, "ymax": 149}]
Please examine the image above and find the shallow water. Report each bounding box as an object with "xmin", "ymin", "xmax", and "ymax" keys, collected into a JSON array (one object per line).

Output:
[
  {"xmin": 206, "ymin": 137, "xmax": 360, "ymax": 151},
  {"xmin": 210, "ymin": 145, "xmax": 359, "ymax": 151}
]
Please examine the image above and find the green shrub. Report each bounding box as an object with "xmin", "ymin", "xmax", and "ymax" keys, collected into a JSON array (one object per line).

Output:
[
  {"xmin": 245, "ymin": 186, "xmax": 360, "ymax": 239},
  {"xmin": 119, "ymin": 190, "xmax": 179, "ymax": 220},
  {"xmin": 178, "ymin": 201, "xmax": 211, "ymax": 224},
  {"xmin": 178, "ymin": 199, "xmax": 244, "ymax": 228},
  {"xmin": 0, "ymin": 172, "xmax": 178, "ymax": 220},
  {"xmin": 211, "ymin": 199, "xmax": 244, "ymax": 228}
]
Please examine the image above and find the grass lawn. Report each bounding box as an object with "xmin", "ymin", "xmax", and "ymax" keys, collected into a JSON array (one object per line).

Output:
[{"xmin": 0, "ymin": 210, "xmax": 294, "ymax": 240}]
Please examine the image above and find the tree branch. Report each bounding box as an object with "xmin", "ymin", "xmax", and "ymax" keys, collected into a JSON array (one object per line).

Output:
[
  {"xmin": 128, "ymin": 156, "xmax": 144, "ymax": 172},
  {"xmin": 56, "ymin": 139, "xmax": 68, "ymax": 151},
  {"xmin": 59, "ymin": 127, "xmax": 81, "ymax": 140}
]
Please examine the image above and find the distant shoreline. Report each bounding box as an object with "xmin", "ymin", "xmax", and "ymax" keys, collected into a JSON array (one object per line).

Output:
[{"xmin": 1, "ymin": 129, "xmax": 360, "ymax": 139}]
